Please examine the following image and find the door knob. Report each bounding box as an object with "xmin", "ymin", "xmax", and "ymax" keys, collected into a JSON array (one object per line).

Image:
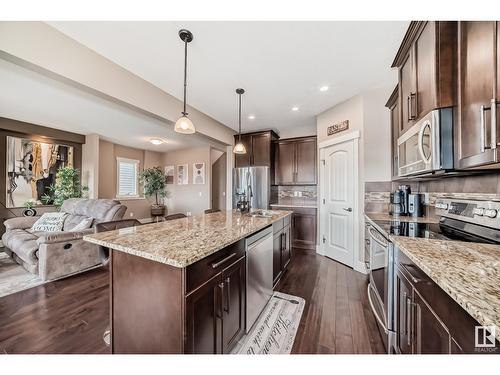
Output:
[{"xmin": 343, "ymin": 207, "xmax": 353, "ymax": 212}]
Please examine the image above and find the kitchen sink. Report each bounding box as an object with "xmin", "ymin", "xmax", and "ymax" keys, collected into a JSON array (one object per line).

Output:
[{"xmin": 247, "ymin": 209, "xmax": 277, "ymax": 218}]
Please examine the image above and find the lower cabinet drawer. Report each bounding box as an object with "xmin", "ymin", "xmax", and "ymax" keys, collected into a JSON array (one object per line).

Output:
[{"xmin": 185, "ymin": 239, "xmax": 245, "ymax": 294}]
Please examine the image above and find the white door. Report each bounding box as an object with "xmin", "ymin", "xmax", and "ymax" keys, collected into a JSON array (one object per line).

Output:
[{"xmin": 321, "ymin": 140, "xmax": 355, "ymax": 267}]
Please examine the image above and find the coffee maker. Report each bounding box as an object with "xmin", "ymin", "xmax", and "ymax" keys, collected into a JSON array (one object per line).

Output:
[
  {"xmin": 408, "ymin": 193, "xmax": 424, "ymax": 217},
  {"xmin": 389, "ymin": 185, "xmax": 411, "ymax": 216}
]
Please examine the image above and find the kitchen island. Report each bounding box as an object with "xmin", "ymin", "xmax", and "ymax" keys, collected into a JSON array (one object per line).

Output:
[{"xmin": 84, "ymin": 209, "xmax": 292, "ymax": 354}]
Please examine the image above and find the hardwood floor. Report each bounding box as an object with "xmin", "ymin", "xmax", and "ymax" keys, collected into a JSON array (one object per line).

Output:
[
  {"xmin": 0, "ymin": 251, "xmax": 385, "ymax": 354},
  {"xmin": 276, "ymin": 250, "xmax": 385, "ymax": 354}
]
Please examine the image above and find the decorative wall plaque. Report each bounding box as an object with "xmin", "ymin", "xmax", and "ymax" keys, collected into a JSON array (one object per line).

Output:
[{"xmin": 327, "ymin": 120, "xmax": 349, "ymax": 136}]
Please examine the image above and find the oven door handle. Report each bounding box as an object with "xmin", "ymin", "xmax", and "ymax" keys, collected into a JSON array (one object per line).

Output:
[
  {"xmin": 368, "ymin": 226, "xmax": 388, "ymax": 248},
  {"xmin": 367, "ymin": 283, "xmax": 388, "ymax": 334}
]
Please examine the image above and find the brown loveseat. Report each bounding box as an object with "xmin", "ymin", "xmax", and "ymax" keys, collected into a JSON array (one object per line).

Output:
[{"xmin": 1, "ymin": 198, "xmax": 126, "ymax": 281}]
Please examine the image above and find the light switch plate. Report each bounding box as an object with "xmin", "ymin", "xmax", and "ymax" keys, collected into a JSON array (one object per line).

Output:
[{"xmin": 423, "ymin": 193, "xmax": 430, "ymax": 205}]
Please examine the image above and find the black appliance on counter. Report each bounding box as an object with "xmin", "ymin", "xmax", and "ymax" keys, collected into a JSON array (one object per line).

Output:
[
  {"xmin": 389, "ymin": 185, "xmax": 411, "ymax": 216},
  {"xmin": 408, "ymin": 193, "xmax": 424, "ymax": 217},
  {"xmin": 367, "ymin": 198, "xmax": 500, "ymax": 353}
]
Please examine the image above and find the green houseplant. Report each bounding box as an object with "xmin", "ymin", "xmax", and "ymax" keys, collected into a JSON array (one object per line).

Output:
[
  {"xmin": 139, "ymin": 167, "xmax": 168, "ymax": 217},
  {"xmin": 41, "ymin": 166, "xmax": 88, "ymax": 208}
]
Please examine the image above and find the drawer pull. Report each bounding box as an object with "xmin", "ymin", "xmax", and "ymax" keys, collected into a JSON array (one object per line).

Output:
[
  {"xmin": 400, "ymin": 263, "xmax": 424, "ymax": 284},
  {"xmin": 211, "ymin": 253, "xmax": 237, "ymax": 269}
]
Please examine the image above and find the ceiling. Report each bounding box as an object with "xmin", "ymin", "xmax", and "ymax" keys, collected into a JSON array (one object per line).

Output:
[
  {"xmin": 0, "ymin": 58, "xmax": 224, "ymax": 152},
  {"xmin": 48, "ymin": 21, "xmax": 409, "ymax": 134}
]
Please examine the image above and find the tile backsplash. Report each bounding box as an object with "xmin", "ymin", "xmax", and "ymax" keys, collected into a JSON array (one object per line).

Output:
[
  {"xmin": 271, "ymin": 185, "xmax": 317, "ymax": 207},
  {"xmin": 365, "ymin": 172, "xmax": 500, "ymax": 215}
]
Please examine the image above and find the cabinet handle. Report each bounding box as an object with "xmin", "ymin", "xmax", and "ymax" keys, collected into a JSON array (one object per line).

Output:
[
  {"xmin": 217, "ymin": 282, "xmax": 224, "ymax": 319},
  {"xmin": 407, "ymin": 93, "xmax": 417, "ymax": 121},
  {"xmin": 224, "ymin": 277, "xmax": 230, "ymax": 313},
  {"xmin": 403, "ymin": 291, "xmax": 408, "ymax": 337},
  {"xmin": 406, "ymin": 295, "xmax": 412, "ymax": 347},
  {"xmin": 491, "ymin": 98, "xmax": 497, "ymax": 150},
  {"xmin": 211, "ymin": 253, "xmax": 237, "ymax": 269},
  {"xmin": 400, "ymin": 264, "xmax": 424, "ymax": 284},
  {"xmin": 480, "ymin": 104, "xmax": 488, "ymax": 153}
]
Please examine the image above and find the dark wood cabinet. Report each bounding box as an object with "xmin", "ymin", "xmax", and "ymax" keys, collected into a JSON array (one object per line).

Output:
[
  {"xmin": 392, "ymin": 22, "xmax": 456, "ymax": 135},
  {"xmin": 395, "ymin": 269, "xmax": 413, "ymax": 354},
  {"xmin": 456, "ymin": 21, "xmax": 500, "ymax": 169},
  {"xmin": 220, "ymin": 256, "xmax": 246, "ymax": 353},
  {"xmin": 234, "ymin": 130, "xmax": 278, "ymax": 169},
  {"xmin": 272, "ymin": 216, "xmax": 292, "ymax": 287},
  {"xmin": 413, "ymin": 292, "xmax": 450, "ymax": 354},
  {"xmin": 291, "ymin": 208, "xmax": 317, "ymax": 250},
  {"xmin": 275, "ymin": 136, "xmax": 317, "ymax": 185},
  {"xmin": 185, "ymin": 274, "xmax": 223, "ymax": 354},
  {"xmin": 386, "ymin": 86, "xmax": 400, "ymax": 179}
]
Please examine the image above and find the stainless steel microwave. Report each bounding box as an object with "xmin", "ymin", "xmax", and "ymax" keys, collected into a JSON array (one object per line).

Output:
[{"xmin": 397, "ymin": 108, "xmax": 453, "ymax": 177}]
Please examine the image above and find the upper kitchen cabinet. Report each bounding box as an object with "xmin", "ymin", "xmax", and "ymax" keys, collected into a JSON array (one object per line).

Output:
[
  {"xmin": 234, "ymin": 130, "xmax": 279, "ymax": 168},
  {"xmin": 456, "ymin": 21, "xmax": 500, "ymax": 169},
  {"xmin": 385, "ymin": 85, "xmax": 400, "ymax": 180},
  {"xmin": 275, "ymin": 136, "xmax": 317, "ymax": 185},
  {"xmin": 392, "ymin": 22, "xmax": 457, "ymax": 135}
]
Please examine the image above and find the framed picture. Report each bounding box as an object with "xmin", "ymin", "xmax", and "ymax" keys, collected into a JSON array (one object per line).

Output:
[
  {"xmin": 6, "ymin": 136, "xmax": 74, "ymax": 207},
  {"xmin": 165, "ymin": 165, "xmax": 175, "ymax": 184},
  {"xmin": 177, "ymin": 164, "xmax": 188, "ymax": 185},
  {"xmin": 193, "ymin": 163, "xmax": 205, "ymax": 185}
]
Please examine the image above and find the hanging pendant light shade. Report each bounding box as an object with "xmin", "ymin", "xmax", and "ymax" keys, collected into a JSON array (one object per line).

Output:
[
  {"xmin": 233, "ymin": 88, "xmax": 247, "ymax": 154},
  {"xmin": 174, "ymin": 29, "xmax": 196, "ymax": 134}
]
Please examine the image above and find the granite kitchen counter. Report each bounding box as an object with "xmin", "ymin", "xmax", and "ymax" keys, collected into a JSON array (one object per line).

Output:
[
  {"xmin": 390, "ymin": 236, "xmax": 500, "ymax": 335},
  {"xmin": 365, "ymin": 213, "xmax": 500, "ymax": 335},
  {"xmin": 84, "ymin": 209, "xmax": 292, "ymax": 268}
]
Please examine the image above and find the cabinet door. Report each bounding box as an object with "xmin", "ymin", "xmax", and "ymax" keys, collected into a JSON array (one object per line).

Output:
[
  {"xmin": 273, "ymin": 231, "xmax": 283, "ymax": 285},
  {"xmin": 457, "ymin": 21, "xmax": 498, "ymax": 168},
  {"xmin": 221, "ymin": 256, "xmax": 246, "ymax": 354},
  {"xmin": 291, "ymin": 210, "xmax": 317, "ymax": 250},
  {"xmin": 295, "ymin": 138, "xmax": 317, "ymax": 184},
  {"xmin": 275, "ymin": 141, "xmax": 296, "ymax": 184},
  {"xmin": 414, "ymin": 22, "xmax": 436, "ymax": 119},
  {"xmin": 185, "ymin": 274, "xmax": 223, "ymax": 354},
  {"xmin": 390, "ymin": 101, "xmax": 400, "ymax": 179},
  {"xmin": 414, "ymin": 292, "xmax": 451, "ymax": 354},
  {"xmin": 281, "ymin": 225, "xmax": 292, "ymax": 270},
  {"xmin": 251, "ymin": 133, "xmax": 271, "ymax": 166},
  {"xmin": 234, "ymin": 134, "xmax": 252, "ymax": 168},
  {"xmin": 395, "ymin": 270, "xmax": 413, "ymax": 354},
  {"xmin": 399, "ymin": 51, "xmax": 416, "ymax": 134}
]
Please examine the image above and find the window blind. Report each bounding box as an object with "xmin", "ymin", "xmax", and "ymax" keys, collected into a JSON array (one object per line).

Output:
[{"xmin": 118, "ymin": 160, "xmax": 138, "ymax": 197}]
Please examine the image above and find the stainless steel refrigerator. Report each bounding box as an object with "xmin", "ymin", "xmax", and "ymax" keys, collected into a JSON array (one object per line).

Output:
[{"xmin": 232, "ymin": 166, "xmax": 270, "ymax": 210}]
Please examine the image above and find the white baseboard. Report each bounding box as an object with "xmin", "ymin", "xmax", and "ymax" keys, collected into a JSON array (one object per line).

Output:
[
  {"xmin": 315, "ymin": 244, "xmax": 324, "ymax": 255},
  {"xmin": 354, "ymin": 261, "xmax": 368, "ymax": 274}
]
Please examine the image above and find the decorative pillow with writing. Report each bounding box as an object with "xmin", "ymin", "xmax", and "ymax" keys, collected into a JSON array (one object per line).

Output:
[
  {"xmin": 69, "ymin": 217, "xmax": 93, "ymax": 232},
  {"xmin": 31, "ymin": 212, "xmax": 68, "ymax": 232}
]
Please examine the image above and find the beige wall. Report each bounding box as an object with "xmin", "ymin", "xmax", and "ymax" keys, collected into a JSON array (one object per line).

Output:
[
  {"xmin": 98, "ymin": 139, "xmax": 163, "ymax": 220},
  {"xmin": 278, "ymin": 123, "xmax": 317, "ymax": 139},
  {"xmin": 162, "ymin": 146, "xmax": 212, "ymax": 216}
]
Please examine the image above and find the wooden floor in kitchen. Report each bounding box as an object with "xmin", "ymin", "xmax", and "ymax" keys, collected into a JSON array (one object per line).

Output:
[{"xmin": 0, "ymin": 251, "xmax": 385, "ymax": 354}]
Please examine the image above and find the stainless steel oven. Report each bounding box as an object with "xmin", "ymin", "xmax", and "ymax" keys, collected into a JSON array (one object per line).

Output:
[
  {"xmin": 367, "ymin": 224, "xmax": 395, "ymax": 352},
  {"xmin": 397, "ymin": 108, "xmax": 453, "ymax": 177}
]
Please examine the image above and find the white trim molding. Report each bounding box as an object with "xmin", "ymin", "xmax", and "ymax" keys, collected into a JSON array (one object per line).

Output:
[{"xmin": 318, "ymin": 130, "xmax": 360, "ymax": 150}]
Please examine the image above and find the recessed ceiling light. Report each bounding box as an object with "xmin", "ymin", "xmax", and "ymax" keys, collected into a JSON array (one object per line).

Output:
[
  {"xmin": 292, "ymin": 106, "xmax": 299, "ymax": 111},
  {"xmin": 150, "ymin": 138, "xmax": 164, "ymax": 145},
  {"xmin": 319, "ymin": 86, "xmax": 329, "ymax": 92},
  {"xmin": 248, "ymin": 115, "xmax": 255, "ymax": 120}
]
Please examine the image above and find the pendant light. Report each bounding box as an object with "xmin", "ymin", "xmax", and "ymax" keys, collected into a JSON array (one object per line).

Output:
[
  {"xmin": 174, "ymin": 29, "xmax": 196, "ymax": 134},
  {"xmin": 233, "ymin": 88, "xmax": 247, "ymax": 154}
]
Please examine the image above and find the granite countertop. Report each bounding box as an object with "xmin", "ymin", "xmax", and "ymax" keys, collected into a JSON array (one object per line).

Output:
[
  {"xmin": 390, "ymin": 236, "xmax": 500, "ymax": 334},
  {"xmin": 271, "ymin": 203, "xmax": 317, "ymax": 209},
  {"xmin": 364, "ymin": 213, "xmax": 500, "ymax": 334},
  {"xmin": 365, "ymin": 212, "xmax": 440, "ymax": 224},
  {"xmin": 84, "ymin": 209, "xmax": 292, "ymax": 268}
]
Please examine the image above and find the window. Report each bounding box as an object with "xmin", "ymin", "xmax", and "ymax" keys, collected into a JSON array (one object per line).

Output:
[{"xmin": 116, "ymin": 157, "xmax": 140, "ymax": 198}]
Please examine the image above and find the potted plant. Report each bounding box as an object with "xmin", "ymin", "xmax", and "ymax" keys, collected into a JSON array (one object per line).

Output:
[
  {"xmin": 22, "ymin": 199, "xmax": 37, "ymax": 217},
  {"xmin": 41, "ymin": 166, "xmax": 88, "ymax": 208},
  {"xmin": 139, "ymin": 167, "xmax": 168, "ymax": 217}
]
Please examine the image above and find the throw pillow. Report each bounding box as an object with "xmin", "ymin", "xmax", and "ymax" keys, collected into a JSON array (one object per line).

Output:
[
  {"xmin": 31, "ymin": 212, "xmax": 68, "ymax": 232},
  {"xmin": 69, "ymin": 217, "xmax": 93, "ymax": 232}
]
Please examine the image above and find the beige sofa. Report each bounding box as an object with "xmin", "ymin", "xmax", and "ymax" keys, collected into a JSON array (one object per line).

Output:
[{"xmin": 2, "ymin": 198, "xmax": 126, "ymax": 281}]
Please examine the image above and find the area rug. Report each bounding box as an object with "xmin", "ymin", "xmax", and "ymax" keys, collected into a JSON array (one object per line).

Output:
[
  {"xmin": 0, "ymin": 252, "xmax": 45, "ymax": 298},
  {"xmin": 234, "ymin": 291, "xmax": 305, "ymax": 354}
]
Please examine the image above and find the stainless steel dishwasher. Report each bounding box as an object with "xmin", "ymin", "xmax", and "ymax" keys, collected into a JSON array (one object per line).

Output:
[{"xmin": 245, "ymin": 225, "xmax": 273, "ymax": 332}]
